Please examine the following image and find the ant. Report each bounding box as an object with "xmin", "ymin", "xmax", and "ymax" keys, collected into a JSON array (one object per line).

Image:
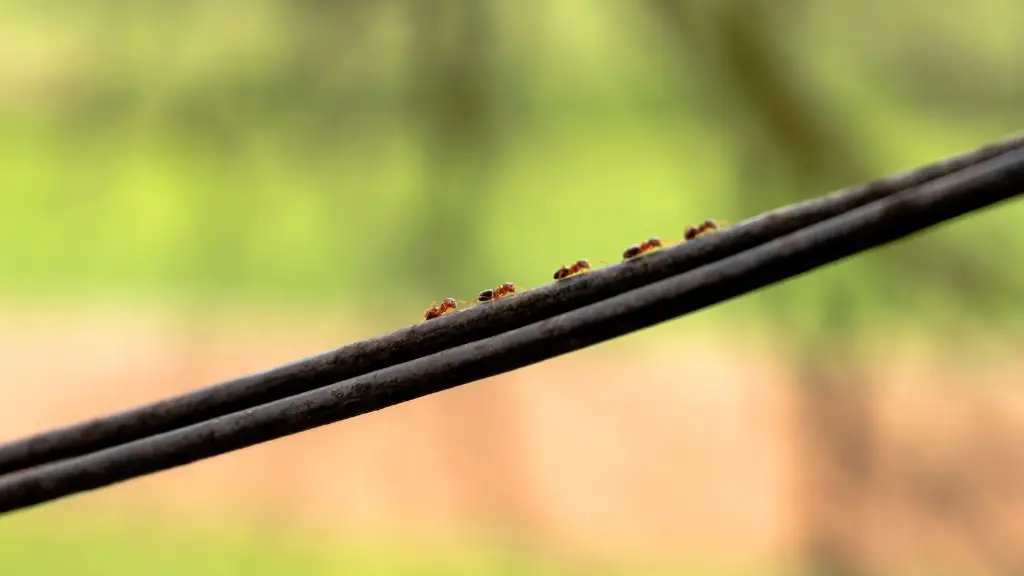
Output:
[
  {"xmin": 476, "ymin": 282, "xmax": 517, "ymax": 303},
  {"xmin": 553, "ymin": 259, "xmax": 591, "ymax": 280},
  {"xmin": 684, "ymin": 219, "xmax": 720, "ymax": 241},
  {"xmin": 622, "ymin": 237, "xmax": 664, "ymax": 260},
  {"xmin": 423, "ymin": 297, "xmax": 458, "ymax": 322}
]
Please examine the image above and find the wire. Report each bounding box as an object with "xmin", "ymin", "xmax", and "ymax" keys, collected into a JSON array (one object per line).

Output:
[
  {"xmin": 1, "ymin": 145, "xmax": 1022, "ymax": 514},
  {"xmin": 1, "ymin": 133, "xmax": 1021, "ymax": 478}
]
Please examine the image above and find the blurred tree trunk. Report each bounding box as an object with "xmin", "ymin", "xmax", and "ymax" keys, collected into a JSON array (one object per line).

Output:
[
  {"xmin": 398, "ymin": 2, "xmax": 534, "ymax": 529},
  {"xmin": 641, "ymin": 1, "xmax": 876, "ymax": 572},
  {"xmin": 794, "ymin": 349, "xmax": 876, "ymax": 575},
  {"xmin": 397, "ymin": 0, "xmax": 499, "ymax": 294},
  {"xmin": 645, "ymin": 0, "xmax": 1021, "ymax": 321},
  {"xmin": 644, "ymin": 0, "xmax": 867, "ymax": 210}
]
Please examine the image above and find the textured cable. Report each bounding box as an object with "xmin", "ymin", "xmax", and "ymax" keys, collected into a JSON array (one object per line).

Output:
[
  {"xmin": 1, "ymin": 143, "xmax": 1021, "ymax": 514},
  {"xmin": 1, "ymin": 132, "xmax": 1021, "ymax": 477}
]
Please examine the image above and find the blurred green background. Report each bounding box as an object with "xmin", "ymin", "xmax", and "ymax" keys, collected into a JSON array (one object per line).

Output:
[{"xmin": 1, "ymin": 1, "xmax": 1023, "ymax": 574}]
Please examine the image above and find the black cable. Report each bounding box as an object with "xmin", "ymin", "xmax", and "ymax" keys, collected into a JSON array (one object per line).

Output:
[
  {"xmin": 1, "ymin": 145, "xmax": 1021, "ymax": 515},
  {"xmin": 1, "ymin": 133, "xmax": 1021, "ymax": 478}
]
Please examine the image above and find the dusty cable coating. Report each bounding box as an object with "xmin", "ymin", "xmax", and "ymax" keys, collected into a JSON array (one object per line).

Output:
[
  {"xmin": 1, "ymin": 146, "xmax": 1022, "ymax": 514},
  {"xmin": 0, "ymin": 133, "xmax": 1022, "ymax": 478}
]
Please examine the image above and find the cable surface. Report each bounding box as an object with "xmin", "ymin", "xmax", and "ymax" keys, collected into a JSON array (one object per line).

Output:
[
  {"xmin": 1, "ymin": 132, "xmax": 1021, "ymax": 477},
  {"xmin": 1, "ymin": 144, "xmax": 1021, "ymax": 514}
]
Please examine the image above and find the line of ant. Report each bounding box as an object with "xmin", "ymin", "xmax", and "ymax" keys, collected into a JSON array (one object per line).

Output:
[
  {"xmin": 421, "ymin": 218, "xmax": 727, "ymax": 323},
  {"xmin": 421, "ymin": 282, "xmax": 520, "ymax": 323},
  {"xmin": 619, "ymin": 219, "xmax": 723, "ymax": 261}
]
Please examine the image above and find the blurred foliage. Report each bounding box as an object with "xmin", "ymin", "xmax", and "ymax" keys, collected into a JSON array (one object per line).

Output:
[
  {"xmin": 0, "ymin": 511, "xmax": 796, "ymax": 576},
  {"xmin": 0, "ymin": 0, "xmax": 1022, "ymax": 335}
]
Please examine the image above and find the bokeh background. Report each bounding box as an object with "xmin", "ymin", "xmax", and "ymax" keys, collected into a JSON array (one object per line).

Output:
[{"xmin": 2, "ymin": 1, "xmax": 1023, "ymax": 574}]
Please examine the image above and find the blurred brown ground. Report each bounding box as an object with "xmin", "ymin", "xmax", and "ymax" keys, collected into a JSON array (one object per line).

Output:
[{"xmin": 2, "ymin": 305, "xmax": 1023, "ymax": 572}]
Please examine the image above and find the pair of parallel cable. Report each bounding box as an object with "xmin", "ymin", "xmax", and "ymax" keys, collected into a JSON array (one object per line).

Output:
[{"xmin": 1, "ymin": 132, "xmax": 1023, "ymax": 515}]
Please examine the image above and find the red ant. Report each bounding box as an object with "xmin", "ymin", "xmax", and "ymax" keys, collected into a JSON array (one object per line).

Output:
[
  {"xmin": 553, "ymin": 259, "xmax": 591, "ymax": 280},
  {"xmin": 622, "ymin": 237, "xmax": 664, "ymax": 260},
  {"xmin": 423, "ymin": 297, "xmax": 458, "ymax": 322},
  {"xmin": 684, "ymin": 219, "xmax": 720, "ymax": 241},
  {"xmin": 476, "ymin": 282, "xmax": 517, "ymax": 303}
]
